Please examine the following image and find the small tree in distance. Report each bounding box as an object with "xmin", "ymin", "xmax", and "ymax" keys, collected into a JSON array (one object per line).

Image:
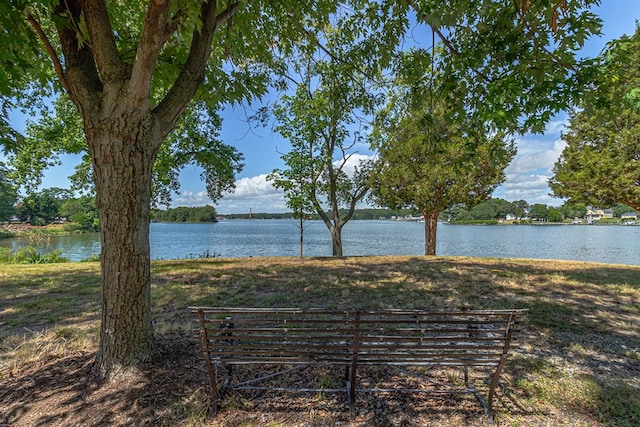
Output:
[
  {"xmin": 0, "ymin": 162, "xmax": 18, "ymax": 222},
  {"xmin": 369, "ymin": 53, "xmax": 515, "ymax": 255},
  {"xmin": 268, "ymin": 150, "xmax": 315, "ymax": 258}
]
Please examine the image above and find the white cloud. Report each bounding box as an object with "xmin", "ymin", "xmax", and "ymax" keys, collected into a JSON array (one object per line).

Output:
[
  {"xmin": 217, "ymin": 174, "xmax": 287, "ymax": 214},
  {"xmin": 542, "ymin": 118, "xmax": 568, "ymax": 135},
  {"xmin": 494, "ymin": 119, "xmax": 568, "ymax": 206},
  {"xmin": 172, "ymin": 190, "xmax": 213, "ymax": 207},
  {"xmin": 171, "ymin": 174, "xmax": 286, "ymax": 213},
  {"xmin": 333, "ymin": 153, "xmax": 376, "ymax": 177},
  {"xmin": 506, "ymin": 137, "xmax": 566, "ymax": 175},
  {"xmin": 229, "ymin": 174, "xmax": 280, "ymax": 197}
]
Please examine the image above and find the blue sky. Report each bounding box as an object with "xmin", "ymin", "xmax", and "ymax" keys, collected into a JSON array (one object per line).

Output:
[{"xmin": 11, "ymin": 2, "xmax": 640, "ymax": 214}]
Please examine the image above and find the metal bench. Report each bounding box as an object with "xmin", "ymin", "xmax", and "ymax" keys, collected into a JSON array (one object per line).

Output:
[{"xmin": 191, "ymin": 307, "xmax": 525, "ymax": 422}]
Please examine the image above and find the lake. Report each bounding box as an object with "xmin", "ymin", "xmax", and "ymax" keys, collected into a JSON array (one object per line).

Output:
[{"xmin": 2, "ymin": 219, "xmax": 639, "ymax": 265}]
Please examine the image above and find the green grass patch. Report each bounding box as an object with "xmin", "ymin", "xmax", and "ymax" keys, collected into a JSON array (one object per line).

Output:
[{"xmin": 1, "ymin": 255, "xmax": 639, "ymax": 426}]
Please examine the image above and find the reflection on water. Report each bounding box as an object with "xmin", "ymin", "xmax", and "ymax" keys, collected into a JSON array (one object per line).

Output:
[{"xmin": 1, "ymin": 220, "xmax": 638, "ymax": 265}]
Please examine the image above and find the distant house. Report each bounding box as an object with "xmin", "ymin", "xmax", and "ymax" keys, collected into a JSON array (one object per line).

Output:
[
  {"xmin": 621, "ymin": 211, "xmax": 638, "ymax": 221},
  {"xmin": 505, "ymin": 213, "xmax": 517, "ymax": 221},
  {"xmin": 586, "ymin": 207, "xmax": 605, "ymax": 221},
  {"xmin": 603, "ymin": 208, "xmax": 614, "ymax": 219}
]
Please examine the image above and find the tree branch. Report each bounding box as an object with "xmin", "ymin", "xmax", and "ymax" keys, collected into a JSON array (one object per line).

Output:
[
  {"xmin": 431, "ymin": 26, "xmax": 492, "ymax": 82},
  {"xmin": 512, "ymin": 1, "xmax": 577, "ymax": 71},
  {"xmin": 302, "ymin": 27, "xmax": 381, "ymax": 87},
  {"xmin": 78, "ymin": 0, "xmax": 128, "ymax": 84},
  {"xmin": 155, "ymin": 1, "xmax": 240, "ymax": 137},
  {"xmin": 53, "ymin": 0, "xmax": 102, "ymax": 111},
  {"xmin": 26, "ymin": 12, "xmax": 70, "ymax": 93},
  {"xmin": 405, "ymin": 0, "xmax": 491, "ymax": 83},
  {"xmin": 129, "ymin": 0, "xmax": 171, "ymax": 107},
  {"xmin": 162, "ymin": 8, "xmax": 187, "ymax": 45}
]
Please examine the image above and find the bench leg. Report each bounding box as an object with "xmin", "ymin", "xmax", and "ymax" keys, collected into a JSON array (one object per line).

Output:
[
  {"xmin": 349, "ymin": 366, "xmax": 358, "ymax": 417},
  {"xmin": 208, "ymin": 364, "xmax": 219, "ymax": 416},
  {"xmin": 485, "ymin": 355, "xmax": 508, "ymax": 425},
  {"xmin": 340, "ymin": 365, "xmax": 357, "ymax": 417},
  {"xmin": 343, "ymin": 379, "xmax": 355, "ymax": 418},
  {"xmin": 207, "ymin": 363, "xmax": 233, "ymax": 417}
]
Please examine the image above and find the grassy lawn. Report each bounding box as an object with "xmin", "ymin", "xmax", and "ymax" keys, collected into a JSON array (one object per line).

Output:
[{"xmin": 1, "ymin": 256, "xmax": 639, "ymax": 426}]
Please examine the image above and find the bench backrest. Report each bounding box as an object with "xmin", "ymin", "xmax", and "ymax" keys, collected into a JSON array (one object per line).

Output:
[{"xmin": 191, "ymin": 307, "xmax": 524, "ymax": 367}]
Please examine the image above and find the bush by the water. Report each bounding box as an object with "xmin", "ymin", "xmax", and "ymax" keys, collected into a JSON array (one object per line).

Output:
[
  {"xmin": 9, "ymin": 245, "xmax": 69, "ymax": 264},
  {"xmin": 0, "ymin": 232, "xmax": 69, "ymax": 264}
]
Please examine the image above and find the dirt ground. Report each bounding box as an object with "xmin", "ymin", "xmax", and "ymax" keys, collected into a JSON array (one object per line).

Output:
[{"xmin": 1, "ymin": 334, "xmax": 507, "ymax": 427}]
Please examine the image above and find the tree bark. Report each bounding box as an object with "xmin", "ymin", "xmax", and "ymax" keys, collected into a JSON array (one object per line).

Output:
[
  {"xmin": 87, "ymin": 110, "xmax": 161, "ymax": 377},
  {"xmin": 423, "ymin": 211, "xmax": 439, "ymax": 256},
  {"xmin": 298, "ymin": 213, "xmax": 304, "ymax": 258},
  {"xmin": 330, "ymin": 224, "xmax": 343, "ymax": 257}
]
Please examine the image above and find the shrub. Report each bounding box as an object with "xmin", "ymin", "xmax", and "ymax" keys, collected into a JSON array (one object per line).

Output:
[
  {"xmin": 80, "ymin": 254, "xmax": 100, "ymax": 262},
  {"xmin": 62, "ymin": 222, "xmax": 85, "ymax": 233},
  {"xmin": 11, "ymin": 246, "xmax": 69, "ymax": 264},
  {"xmin": 7, "ymin": 233, "xmax": 69, "ymax": 264}
]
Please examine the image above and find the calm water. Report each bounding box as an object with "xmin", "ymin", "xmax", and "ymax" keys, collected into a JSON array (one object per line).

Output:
[{"xmin": 2, "ymin": 220, "xmax": 639, "ymax": 265}]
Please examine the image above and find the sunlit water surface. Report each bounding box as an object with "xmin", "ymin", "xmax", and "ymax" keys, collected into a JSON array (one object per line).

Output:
[{"xmin": 1, "ymin": 220, "xmax": 638, "ymax": 265}]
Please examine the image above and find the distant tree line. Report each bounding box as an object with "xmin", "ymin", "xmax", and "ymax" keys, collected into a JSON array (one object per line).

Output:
[
  {"xmin": 3, "ymin": 185, "xmax": 635, "ymax": 231},
  {"xmin": 443, "ymin": 198, "xmax": 635, "ymax": 223},
  {"xmin": 151, "ymin": 205, "xmax": 218, "ymax": 223},
  {"xmin": 222, "ymin": 208, "xmax": 415, "ymax": 221}
]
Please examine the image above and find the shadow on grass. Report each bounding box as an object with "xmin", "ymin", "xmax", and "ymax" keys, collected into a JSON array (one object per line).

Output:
[
  {"xmin": 1, "ymin": 335, "xmax": 492, "ymax": 427},
  {"xmin": 154, "ymin": 257, "xmax": 639, "ymax": 334},
  {"xmin": 154, "ymin": 256, "xmax": 639, "ymax": 425},
  {"xmin": 0, "ymin": 265, "xmax": 102, "ymax": 338},
  {"xmin": 0, "ymin": 336, "xmax": 207, "ymax": 427}
]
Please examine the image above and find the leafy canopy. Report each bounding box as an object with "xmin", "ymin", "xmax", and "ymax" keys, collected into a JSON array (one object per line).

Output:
[
  {"xmin": 370, "ymin": 50, "xmax": 516, "ymax": 215},
  {"xmin": 550, "ymin": 27, "xmax": 640, "ymax": 211},
  {"xmin": 1, "ymin": 0, "xmax": 343, "ymax": 204},
  {"xmin": 399, "ymin": 0, "xmax": 604, "ymax": 133}
]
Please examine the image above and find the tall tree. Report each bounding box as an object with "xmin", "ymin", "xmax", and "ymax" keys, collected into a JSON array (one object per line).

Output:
[
  {"xmin": 370, "ymin": 53, "xmax": 515, "ymax": 255},
  {"xmin": 273, "ymin": 79, "xmax": 372, "ymax": 257},
  {"xmin": 529, "ymin": 203, "xmax": 549, "ymax": 221},
  {"xmin": 1, "ymin": 0, "xmax": 338, "ymax": 377},
  {"xmin": 16, "ymin": 187, "xmax": 72, "ymax": 225},
  {"xmin": 550, "ymin": 28, "xmax": 640, "ymax": 211},
  {"xmin": 511, "ymin": 200, "xmax": 530, "ymax": 219},
  {"xmin": 271, "ymin": 20, "xmax": 386, "ymax": 257},
  {"xmin": 60, "ymin": 195, "xmax": 100, "ymax": 231}
]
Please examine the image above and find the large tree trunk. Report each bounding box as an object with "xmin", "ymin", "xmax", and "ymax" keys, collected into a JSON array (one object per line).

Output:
[
  {"xmin": 88, "ymin": 112, "xmax": 160, "ymax": 377},
  {"xmin": 423, "ymin": 211, "xmax": 439, "ymax": 256}
]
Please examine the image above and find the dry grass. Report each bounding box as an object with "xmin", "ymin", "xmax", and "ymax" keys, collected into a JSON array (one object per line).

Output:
[{"xmin": 1, "ymin": 256, "xmax": 639, "ymax": 426}]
